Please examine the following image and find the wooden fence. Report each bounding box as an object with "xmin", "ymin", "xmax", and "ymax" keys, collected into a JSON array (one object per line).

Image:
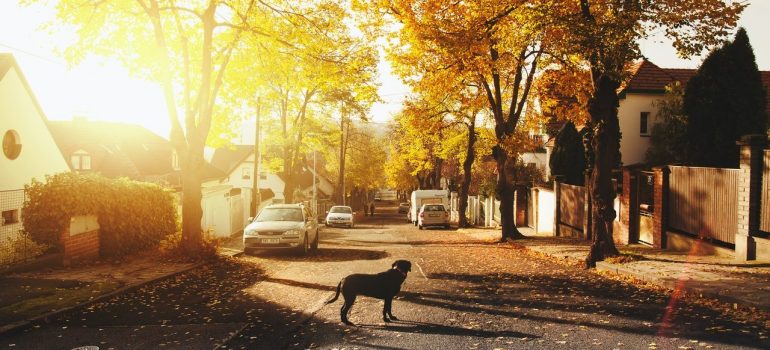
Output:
[
  {"xmin": 668, "ymin": 166, "xmax": 739, "ymax": 244},
  {"xmin": 761, "ymin": 150, "xmax": 770, "ymax": 233},
  {"xmin": 558, "ymin": 183, "xmax": 585, "ymax": 230}
]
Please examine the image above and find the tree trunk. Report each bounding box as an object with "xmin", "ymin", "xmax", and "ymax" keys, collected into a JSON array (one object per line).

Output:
[
  {"xmin": 585, "ymin": 74, "xmax": 621, "ymax": 268},
  {"xmin": 493, "ymin": 145, "xmax": 525, "ymax": 241},
  {"xmin": 458, "ymin": 120, "xmax": 476, "ymax": 228},
  {"xmin": 181, "ymin": 147, "xmax": 204, "ymax": 254}
]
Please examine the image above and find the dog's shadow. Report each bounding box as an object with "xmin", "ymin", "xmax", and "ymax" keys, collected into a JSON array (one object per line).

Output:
[{"xmin": 356, "ymin": 320, "xmax": 537, "ymax": 339}]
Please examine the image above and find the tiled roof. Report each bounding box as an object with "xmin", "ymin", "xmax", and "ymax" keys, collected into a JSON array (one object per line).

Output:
[
  {"xmin": 49, "ymin": 120, "xmax": 174, "ymax": 178},
  {"xmin": 0, "ymin": 54, "xmax": 13, "ymax": 80},
  {"xmin": 622, "ymin": 59, "xmax": 770, "ymax": 116}
]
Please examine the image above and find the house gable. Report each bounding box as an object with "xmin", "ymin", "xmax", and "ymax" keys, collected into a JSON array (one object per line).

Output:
[{"xmin": 0, "ymin": 54, "xmax": 69, "ymax": 191}]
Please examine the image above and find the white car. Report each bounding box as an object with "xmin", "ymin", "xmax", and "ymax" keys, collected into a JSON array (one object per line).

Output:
[
  {"xmin": 243, "ymin": 204, "xmax": 319, "ymax": 255},
  {"xmin": 418, "ymin": 204, "xmax": 450, "ymax": 230},
  {"xmin": 325, "ymin": 205, "xmax": 355, "ymax": 228}
]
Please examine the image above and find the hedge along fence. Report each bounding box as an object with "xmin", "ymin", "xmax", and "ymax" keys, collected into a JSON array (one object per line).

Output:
[{"xmin": 23, "ymin": 172, "xmax": 178, "ymax": 257}]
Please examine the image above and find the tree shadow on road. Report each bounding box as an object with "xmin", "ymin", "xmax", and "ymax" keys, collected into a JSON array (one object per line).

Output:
[
  {"xmin": 252, "ymin": 248, "xmax": 389, "ymax": 262},
  {"xmin": 358, "ymin": 320, "xmax": 537, "ymax": 339}
]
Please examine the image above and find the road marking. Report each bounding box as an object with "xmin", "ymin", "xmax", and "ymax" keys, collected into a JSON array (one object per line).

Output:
[{"xmin": 414, "ymin": 261, "xmax": 428, "ymax": 280}]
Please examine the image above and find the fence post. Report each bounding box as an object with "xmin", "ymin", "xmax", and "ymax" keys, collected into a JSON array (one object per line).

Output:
[
  {"xmin": 652, "ymin": 166, "xmax": 669, "ymax": 249},
  {"xmin": 735, "ymin": 135, "xmax": 767, "ymax": 261},
  {"xmin": 553, "ymin": 175, "xmax": 564, "ymax": 237},
  {"xmin": 583, "ymin": 171, "xmax": 592, "ymax": 240}
]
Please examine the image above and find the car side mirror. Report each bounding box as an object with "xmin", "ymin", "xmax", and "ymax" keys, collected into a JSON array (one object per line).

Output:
[
  {"xmin": 325, "ymin": 211, "xmax": 329, "ymax": 215},
  {"xmin": 248, "ymin": 217, "xmax": 254, "ymax": 223}
]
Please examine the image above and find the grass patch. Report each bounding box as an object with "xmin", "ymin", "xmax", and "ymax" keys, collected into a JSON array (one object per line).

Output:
[
  {"xmin": 0, "ymin": 280, "xmax": 120, "ymax": 324},
  {"xmin": 605, "ymin": 252, "xmax": 648, "ymax": 264}
]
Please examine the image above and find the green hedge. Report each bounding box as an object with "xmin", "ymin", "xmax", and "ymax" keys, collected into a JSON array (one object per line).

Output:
[{"xmin": 23, "ymin": 172, "xmax": 178, "ymax": 257}]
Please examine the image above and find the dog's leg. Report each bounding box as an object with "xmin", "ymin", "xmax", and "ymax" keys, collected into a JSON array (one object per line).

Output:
[
  {"xmin": 341, "ymin": 295, "xmax": 356, "ymax": 325},
  {"xmin": 383, "ymin": 297, "xmax": 398, "ymax": 322}
]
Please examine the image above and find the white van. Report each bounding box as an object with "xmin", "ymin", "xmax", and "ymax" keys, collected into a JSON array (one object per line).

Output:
[{"xmin": 409, "ymin": 189, "xmax": 449, "ymax": 225}]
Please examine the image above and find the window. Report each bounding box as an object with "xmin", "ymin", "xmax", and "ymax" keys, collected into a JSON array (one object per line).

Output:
[
  {"xmin": 2, "ymin": 129, "xmax": 22, "ymax": 160},
  {"xmin": 71, "ymin": 150, "xmax": 91, "ymax": 170},
  {"xmin": 2, "ymin": 209, "xmax": 19, "ymax": 226},
  {"xmin": 172, "ymin": 150, "xmax": 180, "ymax": 170},
  {"xmin": 242, "ymin": 167, "xmax": 253, "ymax": 180},
  {"xmin": 640, "ymin": 112, "xmax": 650, "ymax": 135}
]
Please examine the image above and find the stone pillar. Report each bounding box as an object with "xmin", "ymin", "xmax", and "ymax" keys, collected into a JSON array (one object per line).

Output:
[
  {"xmin": 735, "ymin": 135, "xmax": 767, "ymax": 261},
  {"xmin": 553, "ymin": 175, "xmax": 564, "ymax": 237},
  {"xmin": 651, "ymin": 166, "xmax": 669, "ymax": 249}
]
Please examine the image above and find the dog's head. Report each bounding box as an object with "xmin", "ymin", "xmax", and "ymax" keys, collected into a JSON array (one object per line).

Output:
[{"xmin": 392, "ymin": 260, "xmax": 412, "ymax": 274}]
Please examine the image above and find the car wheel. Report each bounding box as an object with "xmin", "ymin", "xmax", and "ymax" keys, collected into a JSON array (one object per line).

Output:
[
  {"xmin": 311, "ymin": 230, "xmax": 319, "ymax": 250},
  {"xmin": 445, "ymin": 224, "xmax": 450, "ymax": 229},
  {"xmin": 418, "ymin": 224, "xmax": 423, "ymax": 230}
]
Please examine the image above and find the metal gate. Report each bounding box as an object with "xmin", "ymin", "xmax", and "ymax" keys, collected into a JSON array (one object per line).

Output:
[{"xmin": 638, "ymin": 171, "xmax": 655, "ymax": 245}]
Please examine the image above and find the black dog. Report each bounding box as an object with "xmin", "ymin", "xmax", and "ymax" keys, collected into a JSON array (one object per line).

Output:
[{"xmin": 326, "ymin": 260, "xmax": 412, "ymax": 325}]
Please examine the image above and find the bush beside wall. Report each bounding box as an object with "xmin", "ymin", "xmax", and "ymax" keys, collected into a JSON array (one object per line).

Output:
[{"xmin": 23, "ymin": 173, "xmax": 177, "ymax": 257}]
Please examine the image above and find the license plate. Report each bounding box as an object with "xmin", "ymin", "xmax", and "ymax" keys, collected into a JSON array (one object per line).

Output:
[
  {"xmin": 429, "ymin": 214, "xmax": 440, "ymax": 217},
  {"xmin": 261, "ymin": 238, "xmax": 280, "ymax": 244}
]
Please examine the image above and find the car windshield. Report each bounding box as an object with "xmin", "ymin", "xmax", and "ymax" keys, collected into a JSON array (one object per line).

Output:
[
  {"xmin": 330, "ymin": 207, "xmax": 352, "ymax": 214},
  {"xmin": 423, "ymin": 205, "xmax": 445, "ymax": 212},
  {"xmin": 255, "ymin": 208, "xmax": 304, "ymax": 222}
]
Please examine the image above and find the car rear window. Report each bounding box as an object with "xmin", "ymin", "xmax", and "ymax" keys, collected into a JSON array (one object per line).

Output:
[
  {"xmin": 330, "ymin": 207, "xmax": 352, "ymax": 214},
  {"xmin": 424, "ymin": 205, "xmax": 445, "ymax": 211},
  {"xmin": 256, "ymin": 208, "xmax": 303, "ymax": 222}
]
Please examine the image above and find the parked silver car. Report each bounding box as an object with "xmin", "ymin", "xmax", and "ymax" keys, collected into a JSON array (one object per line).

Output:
[
  {"xmin": 243, "ymin": 204, "xmax": 319, "ymax": 255},
  {"xmin": 325, "ymin": 205, "xmax": 355, "ymax": 228},
  {"xmin": 418, "ymin": 204, "xmax": 450, "ymax": 230}
]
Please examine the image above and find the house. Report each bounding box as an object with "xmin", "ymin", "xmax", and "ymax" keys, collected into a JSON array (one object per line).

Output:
[
  {"xmin": 617, "ymin": 59, "xmax": 770, "ymax": 166},
  {"xmin": 48, "ymin": 119, "xmax": 179, "ymax": 181},
  {"xmin": 208, "ymin": 145, "xmax": 335, "ymax": 211},
  {"xmin": 542, "ymin": 59, "xmax": 770, "ymax": 174},
  {"xmin": 0, "ymin": 53, "xmax": 70, "ymax": 241}
]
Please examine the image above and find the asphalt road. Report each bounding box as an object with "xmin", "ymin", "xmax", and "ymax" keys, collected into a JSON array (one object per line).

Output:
[{"xmin": 2, "ymin": 204, "xmax": 768, "ymax": 350}]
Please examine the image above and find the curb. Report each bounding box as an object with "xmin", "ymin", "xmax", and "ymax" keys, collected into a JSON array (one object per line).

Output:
[{"xmin": 0, "ymin": 260, "xmax": 207, "ymax": 337}]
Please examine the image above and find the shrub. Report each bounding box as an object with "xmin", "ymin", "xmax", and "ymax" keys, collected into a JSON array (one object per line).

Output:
[{"xmin": 23, "ymin": 172, "xmax": 177, "ymax": 257}]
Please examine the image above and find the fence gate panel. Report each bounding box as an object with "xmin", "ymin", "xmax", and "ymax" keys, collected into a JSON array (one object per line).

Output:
[
  {"xmin": 638, "ymin": 171, "xmax": 655, "ymax": 245},
  {"xmin": 761, "ymin": 150, "xmax": 770, "ymax": 233},
  {"xmin": 559, "ymin": 183, "xmax": 585, "ymax": 231},
  {"xmin": 668, "ymin": 166, "xmax": 739, "ymax": 244}
]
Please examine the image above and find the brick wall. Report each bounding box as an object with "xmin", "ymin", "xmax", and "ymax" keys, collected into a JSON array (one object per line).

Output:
[
  {"xmin": 651, "ymin": 166, "xmax": 669, "ymax": 249},
  {"xmin": 60, "ymin": 216, "xmax": 100, "ymax": 266}
]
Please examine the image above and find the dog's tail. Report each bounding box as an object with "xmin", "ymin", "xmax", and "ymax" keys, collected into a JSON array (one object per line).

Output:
[{"xmin": 326, "ymin": 280, "xmax": 342, "ymax": 304}]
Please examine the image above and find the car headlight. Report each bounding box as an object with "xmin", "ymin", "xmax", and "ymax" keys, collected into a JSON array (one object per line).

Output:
[
  {"xmin": 284, "ymin": 229, "xmax": 302, "ymax": 237},
  {"xmin": 244, "ymin": 229, "xmax": 258, "ymax": 236}
]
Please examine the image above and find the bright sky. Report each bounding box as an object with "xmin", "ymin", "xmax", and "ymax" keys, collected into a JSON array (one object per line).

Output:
[{"xmin": 1, "ymin": 1, "xmax": 768, "ymax": 139}]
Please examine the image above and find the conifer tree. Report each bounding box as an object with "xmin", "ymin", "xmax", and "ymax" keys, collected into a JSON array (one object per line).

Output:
[{"xmin": 685, "ymin": 28, "xmax": 768, "ymax": 168}]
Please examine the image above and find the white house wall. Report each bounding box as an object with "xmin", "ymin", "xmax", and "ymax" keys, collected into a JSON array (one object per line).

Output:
[
  {"xmin": 0, "ymin": 67, "xmax": 69, "ymax": 191},
  {"xmin": 618, "ymin": 93, "xmax": 662, "ymax": 166},
  {"xmin": 220, "ymin": 154, "xmax": 285, "ymax": 204}
]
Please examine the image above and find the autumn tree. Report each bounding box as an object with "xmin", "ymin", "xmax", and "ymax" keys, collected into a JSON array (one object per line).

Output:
[
  {"xmin": 357, "ymin": 0, "xmax": 559, "ymax": 240},
  {"xmin": 548, "ymin": 0, "xmax": 744, "ymax": 267},
  {"xmin": 26, "ymin": 0, "xmax": 296, "ymax": 254}
]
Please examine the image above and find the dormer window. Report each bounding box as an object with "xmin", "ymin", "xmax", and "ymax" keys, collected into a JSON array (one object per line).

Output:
[
  {"xmin": 242, "ymin": 167, "xmax": 252, "ymax": 180},
  {"xmin": 71, "ymin": 149, "xmax": 91, "ymax": 170}
]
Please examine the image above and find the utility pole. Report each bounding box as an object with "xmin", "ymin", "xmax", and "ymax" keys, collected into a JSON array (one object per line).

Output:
[{"xmin": 250, "ymin": 97, "xmax": 261, "ymax": 217}]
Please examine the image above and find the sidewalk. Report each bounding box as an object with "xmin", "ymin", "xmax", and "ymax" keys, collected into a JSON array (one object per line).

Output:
[
  {"xmin": 512, "ymin": 227, "xmax": 770, "ymax": 313},
  {"xmin": 0, "ymin": 250, "xmax": 207, "ymax": 335}
]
